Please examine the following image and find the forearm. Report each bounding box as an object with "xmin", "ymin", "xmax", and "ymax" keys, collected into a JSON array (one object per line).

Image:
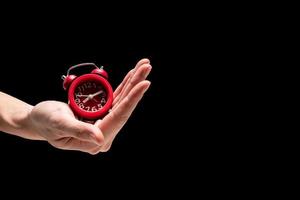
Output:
[{"xmin": 0, "ymin": 92, "xmax": 44, "ymax": 140}]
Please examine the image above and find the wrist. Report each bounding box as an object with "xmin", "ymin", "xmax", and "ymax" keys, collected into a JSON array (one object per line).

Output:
[
  {"xmin": 0, "ymin": 92, "xmax": 45, "ymax": 140},
  {"xmin": 12, "ymin": 104, "xmax": 45, "ymax": 140}
]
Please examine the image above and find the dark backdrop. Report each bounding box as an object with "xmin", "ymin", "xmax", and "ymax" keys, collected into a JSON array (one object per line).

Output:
[
  {"xmin": 0, "ymin": 18, "xmax": 194, "ymax": 190},
  {"xmin": 0, "ymin": 5, "xmax": 244, "ymax": 196}
]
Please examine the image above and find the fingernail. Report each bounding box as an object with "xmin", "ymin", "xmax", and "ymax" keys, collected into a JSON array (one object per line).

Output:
[
  {"xmin": 143, "ymin": 81, "xmax": 151, "ymax": 93},
  {"xmin": 135, "ymin": 59, "xmax": 150, "ymax": 71},
  {"xmin": 142, "ymin": 58, "xmax": 150, "ymax": 64},
  {"xmin": 144, "ymin": 66, "xmax": 152, "ymax": 78}
]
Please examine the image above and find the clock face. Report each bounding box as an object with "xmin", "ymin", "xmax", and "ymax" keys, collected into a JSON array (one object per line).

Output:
[
  {"xmin": 68, "ymin": 73, "xmax": 113, "ymax": 120},
  {"xmin": 74, "ymin": 81, "xmax": 107, "ymax": 112}
]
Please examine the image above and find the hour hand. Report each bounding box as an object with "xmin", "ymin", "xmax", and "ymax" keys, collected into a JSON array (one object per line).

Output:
[{"xmin": 82, "ymin": 94, "xmax": 94, "ymax": 103}]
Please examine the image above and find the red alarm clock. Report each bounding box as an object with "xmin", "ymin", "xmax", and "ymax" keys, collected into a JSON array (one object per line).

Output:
[{"xmin": 62, "ymin": 63, "xmax": 113, "ymax": 121}]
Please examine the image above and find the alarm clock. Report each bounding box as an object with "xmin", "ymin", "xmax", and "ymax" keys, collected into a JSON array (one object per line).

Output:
[{"xmin": 62, "ymin": 63, "xmax": 113, "ymax": 121}]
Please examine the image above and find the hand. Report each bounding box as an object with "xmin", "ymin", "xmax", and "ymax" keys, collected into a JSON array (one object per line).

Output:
[
  {"xmin": 94, "ymin": 58, "xmax": 152, "ymax": 153},
  {"xmin": 28, "ymin": 58, "xmax": 152, "ymax": 154},
  {"xmin": 29, "ymin": 101, "xmax": 104, "ymax": 153}
]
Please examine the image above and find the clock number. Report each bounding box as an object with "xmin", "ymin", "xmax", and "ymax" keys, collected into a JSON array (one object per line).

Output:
[
  {"xmin": 78, "ymin": 86, "xmax": 85, "ymax": 92},
  {"xmin": 101, "ymin": 98, "xmax": 106, "ymax": 105},
  {"xmin": 92, "ymin": 106, "xmax": 97, "ymax": 112},
  {"xmin": 93, "ymin": 83, "xmax": 97, "ymax": 88},
  {"xmin": 97, "ymin": 104, "xmax": 103, "ymax": 108},
  {"xmin": 85, "ymin": 82, "xmax": 92, "ymax": 88},
  {"xmin": 75, "ymin": 98, "xmax": 80, "ymax": 104},
  {"xmin": 82, "ymin": 82, "xmax": 92, "ymax": 89},
  {"xmin": 75, "ymin": 92, "xmax": 82, "ymax": 97},
  {"xmin": 86, "ymin": 106, "xmax": 90, "ymax": 111},
  {"xmin": 79, "ymin": 103, "xmax": 84, "ymax": 109}
]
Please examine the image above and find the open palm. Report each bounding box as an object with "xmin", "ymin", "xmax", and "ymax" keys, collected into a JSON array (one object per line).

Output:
[{"xmin": 29, "ymin": 59, "xmax": 152, "ymax": 154}]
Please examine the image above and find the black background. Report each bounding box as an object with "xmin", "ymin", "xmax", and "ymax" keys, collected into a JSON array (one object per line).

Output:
[
  {"xmin": 0, "ymin": 4, "xmax": 253, "ymax": 196},
  {"xmin": 0, "ymin": 10, "xmax": 199, "ymax": 194}
]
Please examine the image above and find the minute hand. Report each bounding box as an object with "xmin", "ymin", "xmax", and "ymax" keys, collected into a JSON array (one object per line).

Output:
[
  {"xmin": 91, "ymin": 91, "xmax": 104, "ymax": 98},
  {"xmin": 82, "ymin": 91, "xmax": 104, "ymax": 103}
]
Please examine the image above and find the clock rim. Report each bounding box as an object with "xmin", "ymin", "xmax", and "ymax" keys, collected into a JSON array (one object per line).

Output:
[{"xmin": 68, "ymin": 74, "xmax": 113, "ymax": 120}]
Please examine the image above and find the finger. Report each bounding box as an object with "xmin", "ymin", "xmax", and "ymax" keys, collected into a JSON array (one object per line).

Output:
[
  {"xmin": 88, "ymin": 144, "xmax": 107, "ymax": 154},
  {"xmin": 97, "ymin": 80, "xmax": 151, "ymax": 139},
  {"xmin": 52, "ymin": 115, "xmax": 104, "ymax": 145},
  {"xmin": 89, "ymin": 133, "xmax": 114, "ymax": 153},
  {"xmin": 113, "ymin": 64, "xmax": 151, "ymax": 109},
  {"xmin": 101, "ymin": 140, "xmax": 113, "ymax": 152},
  {"xmin": 89, "ymin": 133, "xmax": 117, "ymax": 153},
  {"xmin": 113, "ymin": 58, "xmax": 150, "ymax": 106},
  {"xmin": 50, "ymin": 137, "xmax": 101, "ymax": 154},
  {"xmin": 133, "ymin": 58, "xmax": 150, "ymax": 71}
]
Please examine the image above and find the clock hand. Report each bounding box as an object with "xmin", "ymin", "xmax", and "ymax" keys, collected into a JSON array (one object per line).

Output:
[
  {"xmin": 91, "ymin": 90, "xmax": 104, "ymax": 98},
  {"xmin": 83, "ymin": 95, "xmax": 93, "ymax": 103},
  {"xmin": 82, "ymin": 91, "xmax": 104, "ymax": 103}
]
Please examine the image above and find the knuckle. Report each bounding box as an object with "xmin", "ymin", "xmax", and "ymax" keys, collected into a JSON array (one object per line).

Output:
[
  {"xmin": 128, "ymin": 80, "xmax": 135, "ymax": 87},
  {"xmin": 89, "ymin": 148, "xmax": 101, "ymax": 155},
  {"xmin": 100, "ymin": 147, "xmax": 110, "ymax": 152},
  {"xmin": 100, "ymin": 144, "xmax": 111, "ymax": 152}
]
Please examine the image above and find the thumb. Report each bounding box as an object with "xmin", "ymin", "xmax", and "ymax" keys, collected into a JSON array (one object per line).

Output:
[{"xmin": 54, "ymin": 115, "xmax": 104, "ymax": 145}]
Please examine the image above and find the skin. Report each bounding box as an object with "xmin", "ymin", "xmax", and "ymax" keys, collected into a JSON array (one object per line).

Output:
[{"xmin": 0, "ymin": 58, "xmax": 152, "ymax": 155}]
